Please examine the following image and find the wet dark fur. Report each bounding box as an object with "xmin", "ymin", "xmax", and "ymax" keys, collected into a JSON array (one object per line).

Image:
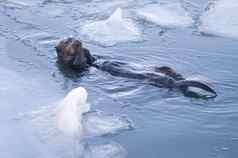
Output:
[{"xmin": 55, "ymin": 38, "xmax": 217, "ymax": 98}]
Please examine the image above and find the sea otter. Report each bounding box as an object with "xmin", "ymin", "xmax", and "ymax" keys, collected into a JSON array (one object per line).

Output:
[{"xmin": 55, "ymin": 37, "xmax": 217, "ymax": 98}]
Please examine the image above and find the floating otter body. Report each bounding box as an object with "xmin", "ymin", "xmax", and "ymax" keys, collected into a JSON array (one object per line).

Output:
[{"xmin": 55, "ymin": 37, "xmax": 217, "ymax": 98}]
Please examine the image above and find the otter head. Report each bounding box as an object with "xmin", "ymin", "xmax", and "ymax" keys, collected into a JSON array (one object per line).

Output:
[{"xmin": 55, "ymin": 37, "xmax": 95, "ymax": 69}]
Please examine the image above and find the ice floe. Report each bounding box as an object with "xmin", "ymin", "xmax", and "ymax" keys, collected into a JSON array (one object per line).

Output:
[
  {"xmin": 136, "ymin": 3, "xmax": 193, "ymax": 28},
  {"xmin": 81, "ymin": 8, "xmax": 141, "ymax": 46},
  {"xmin": 199, "ymin": 0, "xmax": 238, "ymax": 39}
]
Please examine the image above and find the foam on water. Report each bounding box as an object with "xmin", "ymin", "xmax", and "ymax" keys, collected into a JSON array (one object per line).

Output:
[
  {"xmin": 56, "ymin": 87, "xmax": 90, "ymax": 137},
  {"xmin": 81, "ymin": 8, "xmax": 141, "ymax": 46},
  {"xmin": 199, "ymin": 0, "xmax": 238, "ymax": 39},
  {"xmin": 136, "ymin": 3, "xmax": 193, "ymax": 28}
]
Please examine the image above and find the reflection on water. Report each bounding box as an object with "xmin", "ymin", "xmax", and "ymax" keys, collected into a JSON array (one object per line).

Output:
[{"xmin": 1, "ymin": 0, "xmax": 238, "ymax": 158}]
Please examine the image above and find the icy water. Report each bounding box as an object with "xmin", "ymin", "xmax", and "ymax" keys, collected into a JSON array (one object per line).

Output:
[{"xmin": 0, "ymin": 0, "xmax": 238, "ymax": 158}]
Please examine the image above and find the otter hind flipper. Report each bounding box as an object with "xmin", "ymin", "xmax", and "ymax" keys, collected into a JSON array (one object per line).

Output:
[{"xmin": 176, "ymin": 80, "xmax": 217, "ymax": 98}]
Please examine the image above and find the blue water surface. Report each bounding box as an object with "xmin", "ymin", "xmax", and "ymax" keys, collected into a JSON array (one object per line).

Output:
[{"xmin": 0, "ymin": 0, "xmax": 238, "ymax": 158}]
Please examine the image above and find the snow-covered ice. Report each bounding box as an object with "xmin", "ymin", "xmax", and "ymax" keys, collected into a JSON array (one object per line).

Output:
[{"xmin": 199, "ymin": 0, "xmax": 238, "ymax": 39}]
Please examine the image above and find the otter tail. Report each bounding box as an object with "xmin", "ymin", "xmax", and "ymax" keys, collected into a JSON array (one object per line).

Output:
[{"xmin": 175, "ymin": 80, "xmax": 217, "ymax": 98}]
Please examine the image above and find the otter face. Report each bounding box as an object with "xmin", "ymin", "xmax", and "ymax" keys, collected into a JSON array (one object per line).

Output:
[{"xmin": 55, "ymin": 38, "xmax": 88, "ymax": 68}]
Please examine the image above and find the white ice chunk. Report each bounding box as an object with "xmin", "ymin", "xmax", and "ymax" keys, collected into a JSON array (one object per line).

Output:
[
  {"xmin": 83, "ymin": 111, "xmax": 133, "ymax": 137},
  {"xmin": 136, "ymin": 3, "xmax": 193, "ymax": 28},
  {"xmin": 199, "ymin": 0, "xmax": 238, "ymax": 39},
  {"xmin": 56, "ymin": 87, "xmax": 90, "ymax": 137},
  {"xmin": 85, "ymin": 142, "xmax": 127, "ymax": 158},
  {"xmin": 81, "ymin": 8, "xmax": 141, "ymax": 46}
]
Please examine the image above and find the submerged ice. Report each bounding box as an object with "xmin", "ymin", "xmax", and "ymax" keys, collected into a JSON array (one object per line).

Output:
[
  {"xmin": 81, "ymin": 8, "xmax": 141, "ymax": 46},
  {"xmin": 199, "ymin": 0, "xmax": 238, "ymax": 39},
  {"xmin": 136, "ymin": 3, "xmax": 193, "ymax": 28}
]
